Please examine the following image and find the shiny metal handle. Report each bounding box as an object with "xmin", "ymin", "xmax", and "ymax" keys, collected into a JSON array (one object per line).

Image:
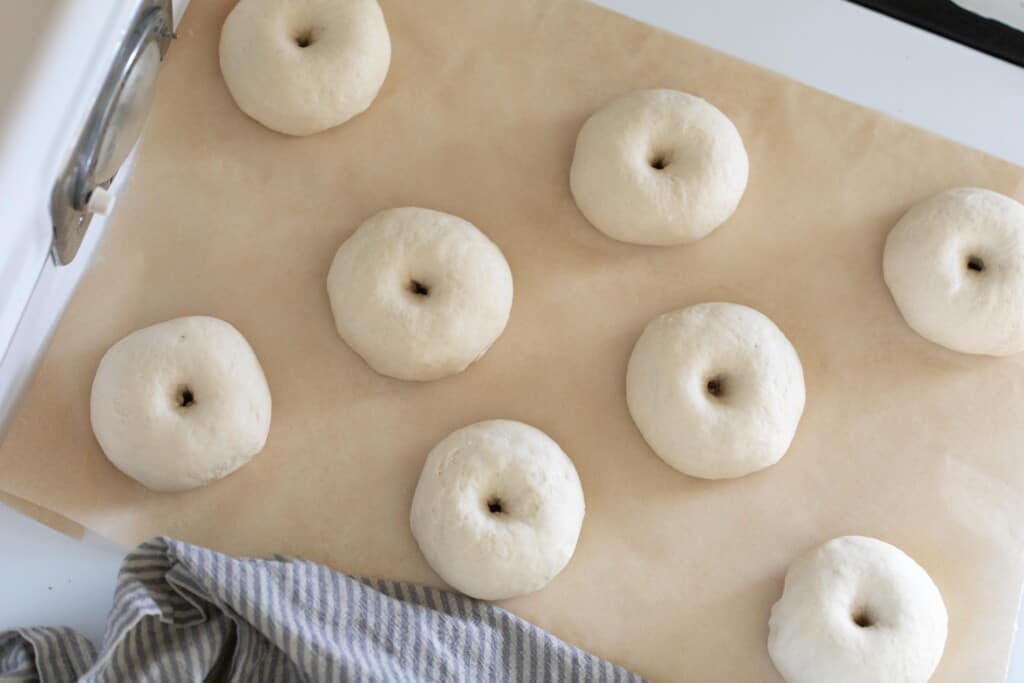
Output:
[{"xmin": 50, "ymin": 0, "xmax": 174, "ymax": 265}]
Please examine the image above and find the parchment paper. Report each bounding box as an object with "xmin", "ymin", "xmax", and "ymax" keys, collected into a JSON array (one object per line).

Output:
[{"xmin": 3, "ymin": 0, "xmax": 1024, "ymax": 679}]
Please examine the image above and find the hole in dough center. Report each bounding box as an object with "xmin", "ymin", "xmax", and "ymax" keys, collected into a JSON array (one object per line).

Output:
[
  {"xmin": 408, "ymin": 279, "xmax": 431, "ymax": 297},
  {"xmin": 966, "ymin": 255, "xmax": 986, "ymax": 273},
  {"xmin": 486, "ymin": 496, "xmax": 504, "ymax": 515},
  {"xmin": 851, "ymin": 608, "xmax": 875, "ymax": 628},
  {"xmin": 178, "ymin": 386, "xmax": 195, "ymax": 408},
  {"xmin": 294, "ymin": 29, "xmax": 315, "ymax": 48},
  {"xmin": 705, "ymin": 375, "xmax": 726, "ymax": 398},
  {"xmin": 649, "ymin": 155, "xmax": 669, "ymax": 170}
]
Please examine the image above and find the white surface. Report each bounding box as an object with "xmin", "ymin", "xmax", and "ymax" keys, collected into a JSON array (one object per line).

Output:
[
  {"xmin": 1, "ymin": 0, "xmax": 1023, "ymax": 678},
  {"xmin": 0, "ymin": 0, "xmax": 130, "ymax": 376},
  {"xmin": 0, "ymin": 505, "xmax": 123, "ymax": 645},
  {"xmin": 594, "ymin": 0, "xmax": 1024, "ymax": 167}
]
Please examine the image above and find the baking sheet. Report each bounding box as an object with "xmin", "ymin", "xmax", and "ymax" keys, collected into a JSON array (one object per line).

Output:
[
  {"xmin": 3, "ymin": 0, "xmax": 1024, "ymax": 679},
  {"xmin": 0, "ymin": 492, "xmax": 85, "ymax": 540}
]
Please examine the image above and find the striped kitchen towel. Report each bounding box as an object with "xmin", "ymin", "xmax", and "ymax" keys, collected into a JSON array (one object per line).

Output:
[{"xmin": 0, "ymin": 537, "xmax": 646, "ymax": 682}]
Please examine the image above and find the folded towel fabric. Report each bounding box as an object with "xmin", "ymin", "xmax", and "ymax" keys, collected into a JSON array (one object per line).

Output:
[{"xmin": 0, "ymin": 537, "xmax": 646, "ymax": 682}]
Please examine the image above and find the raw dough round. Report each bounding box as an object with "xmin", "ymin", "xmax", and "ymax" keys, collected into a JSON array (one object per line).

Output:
[
  {"xmin": 327, "ymin": 207, "xmax": 514, "ymax": 381},
  {"xmin": 219, "ymin": 0, "xmax": 391, "ymax": 136},
  {"xmin": 883, "ymin": 187, "xmax": 1024, "ymax": 356},
  {"xmin": 409, "ymin": 419, "xmax": 585, "ymax": 600},
  {"xmin": 626, "ymin": 302, "xmax": 804, "ymax": 479},
  {"xmin": 90, "ymin": 316, "xmax": 272, "ymax": 492},
  {"xmin": 768, "ymin": 536, "xmax": 948, "ymax": 683},
  {"xmin": 569, "ymin": 88, "xmax": 749, "ymax": 246}
]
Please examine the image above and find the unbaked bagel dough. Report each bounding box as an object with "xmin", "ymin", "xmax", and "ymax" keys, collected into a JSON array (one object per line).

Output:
[
  {"xmin": 884, "ymin": 187, "xmax": 1024, "ymax": 356},
  {"xmin": 626, "ymin": 302, "xmax": 805, "ymax": 479},
  {"xmin": 570, "ymin": 88, "xmax": 749, "ymax": 246},
  {"xmin": 327, "ymin": 207, "xmax": 514, "ymax": 381},
  {"xmin": 219, "ymin": 0, "xmax": 391, "ymax": 136},
  {"xmin": 90, "ymin": 316, "xmax": 272, "ymax": 492},
  {"xmin": 409, "ymin": 419, "xmax": 585, "ymax": 601},
  {"xmin": 768, "ymin": 536, "xmax": 948, "ymax": 683}
]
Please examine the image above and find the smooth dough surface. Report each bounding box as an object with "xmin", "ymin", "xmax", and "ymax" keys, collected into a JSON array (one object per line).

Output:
[
  {"xmin": 219, "ymin": 0, "xmax": 391, "ymax": 136},
  {"xmin": 626, "ymin": 302, "xmax": 804, "ymax": 479},
  {"xmin": 410, "ymin": 419, "xmax": 585, "ymax": 601},
  {"xmin": 327, "ymin": 207, "xmax": 514, "ymax": 381},
  {"xmin": 884, "ymin": 187, "xmax": 1024, "ymax": 356},
  {"xmin": 569, "ymin": 88, "xmax": 749, "ymax": 246},
  {"xmin": 90, "ymin": 316, "xmax": 272, "ymax": 492},
  {"xmin": 768, "ymin": 536, "xmax": 948, "ymax": 683}
]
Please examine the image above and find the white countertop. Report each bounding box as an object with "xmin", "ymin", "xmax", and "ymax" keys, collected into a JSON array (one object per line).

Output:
[
  {"xmin": 2, "ymin": 0, "xmax": 1023, "ymax": 677},
  {"xmin": 600, "ymin": 0, "xmax": 1024, "ymax": 167}
]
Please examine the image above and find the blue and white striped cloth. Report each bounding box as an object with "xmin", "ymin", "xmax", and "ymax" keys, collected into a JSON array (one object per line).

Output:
[{"xmin": 0, "ymin": 537, "xmax": 646, "ymax": 682}]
